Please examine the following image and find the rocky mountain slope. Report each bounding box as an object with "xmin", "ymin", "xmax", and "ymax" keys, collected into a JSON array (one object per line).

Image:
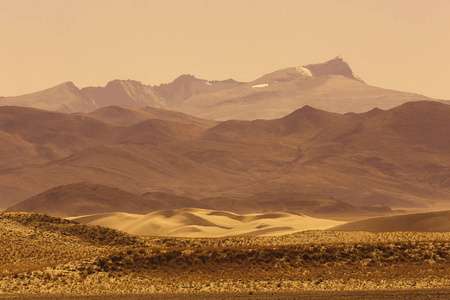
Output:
[
  {"xmin": 0, "ymin": 80, "xmax": 166, "ymax": 113},
  {"xmin": 0, "ymin": 82, "xmax": 98, "ymax": 113},
  {"xmin": 82, "ymin": 79, "xmax": 166, "ymax": 109},
  {"xmin": 173, "ymin": 57, "xmax": 431, "ymax": 120},
  {"xmin": 153, "ymin": 74, "xmax": 244, "ymax": 106}
]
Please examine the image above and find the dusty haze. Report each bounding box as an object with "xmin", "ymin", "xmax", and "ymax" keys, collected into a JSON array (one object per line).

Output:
[{"xmin": 1, "ymin": 0, "xmax": 449, "ymax": 100}]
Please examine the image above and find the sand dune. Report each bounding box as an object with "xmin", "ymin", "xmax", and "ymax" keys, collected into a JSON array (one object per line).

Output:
[
  {"xmin": 330, "ymin": 210, "xmax": 450, "ymax": 232},
  {"xmin": 71, "ymin": 208, "xmax": 344, "ymax": 237}
]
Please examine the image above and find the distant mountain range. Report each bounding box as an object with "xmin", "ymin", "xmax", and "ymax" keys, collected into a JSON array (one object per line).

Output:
[
  {"xmin": 0, "ymin": 80, "xmax": 165, "ymax": 114},
  {"xmin": 0, "ymin": 56, "xmax": 437, "ymax": 120},
  {"xmin": 0, "ymin": 75, "xmax": 242, "ymax": 115}
]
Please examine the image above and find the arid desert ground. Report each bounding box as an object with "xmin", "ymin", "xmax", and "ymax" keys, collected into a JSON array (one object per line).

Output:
[{"xmin": 1, "ymin": 210, "xmax": 450, "ymax": 298}]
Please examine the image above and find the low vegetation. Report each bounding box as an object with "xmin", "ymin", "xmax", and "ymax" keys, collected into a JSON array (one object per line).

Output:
[
  {"xmin": 1, "ymin": 212, "xmax": 449, "ymax": 296},
  {"xmin": 0, "ymin": 212, "xmax": 141, "ymax": 276}
]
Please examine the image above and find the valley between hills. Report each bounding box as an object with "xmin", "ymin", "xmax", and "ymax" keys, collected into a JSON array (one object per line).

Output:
[{"xmin": 0, "ymin": 57, "xmax": 449, "ymax": 298}]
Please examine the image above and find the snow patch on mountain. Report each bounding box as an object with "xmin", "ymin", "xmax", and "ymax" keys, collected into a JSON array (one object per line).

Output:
[
  {"xmin": 252, "ymin": 83, "xmax": 269, "ymax": 88},
  {"xmin": 296, "ymin": 66, "xmax": 313, "ymax": 77}
]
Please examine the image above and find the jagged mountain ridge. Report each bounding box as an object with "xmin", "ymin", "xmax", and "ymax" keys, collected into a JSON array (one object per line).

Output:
[
  {"xmin": 0, "ymin": 56, "xmax": 435, "ymax": 118},
  {"xmin": 0, "ymin": 76, "xmax": 244, "ymax": 114},
  {"xmin": 0, "ymin": 82, "xmax": 98, "ymax": 113},
  {"xmin": 0, "ymin": 80, "xmax": 165, "ymax": 113},
  {"xmin": 153, "ymin": 75, "xmax": 244, "ymax": 106},
  {"xmin": 82, "ymin": 79, "xmax": 166, "ymax": 109}
]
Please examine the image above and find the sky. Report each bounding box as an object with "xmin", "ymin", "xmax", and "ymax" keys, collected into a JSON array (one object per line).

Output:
[{"xmin": 1, "ymin": 0, "xmax": 449, "ymax": 99}]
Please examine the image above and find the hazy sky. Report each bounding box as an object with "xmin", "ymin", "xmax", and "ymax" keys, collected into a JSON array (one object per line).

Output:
[{"xmin": 1, "ymin": 0, "xmax": 449, "ymax": 99}]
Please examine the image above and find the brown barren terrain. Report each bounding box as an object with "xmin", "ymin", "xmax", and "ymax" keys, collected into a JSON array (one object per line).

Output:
[{"xmin": 0, "ymin": 101, "xmax": 448, "ymax": 210}]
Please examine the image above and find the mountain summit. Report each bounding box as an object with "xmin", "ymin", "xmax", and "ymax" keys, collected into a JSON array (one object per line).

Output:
[
  {"xmin": 153, "ymin": 75, "xmax": 243, "ymax": 106},
  {"xmin": 0, "ymin": 81, "xmax": 98, "ymax": 113},
  {"xmin": 173, "ymin": 56, "xmax": 431, "ymax": 120},
  {"xmin": 303, "ymin": 56, "xmax": 364, "ymax": 82},
  {"xmin": 0, "ymin": 80, "xmax": 166, "ymax": 113},
  {"xmin": 82, "ymin": 79, "xmax": 166, "ymax": 109}
]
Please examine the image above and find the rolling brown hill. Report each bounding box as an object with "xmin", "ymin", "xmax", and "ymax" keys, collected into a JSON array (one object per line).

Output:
[
  {"xmin": 4, "ymin": 182, "xmax": 195, "ymax": 218},
  {"xmin": 6, "ymin": 182, "xmax": 392, "ymax": 219},
  {"xmin": 309, "ymin": 101, "xmax": 450, "ymax": 195},
  {"xmin": 185, "ymin": 192, "xmax": 394, "ymax": 218},
  {"xmin": 83, "ymin": 105, "xmax": 217, "ymax": 127},
  {"xmin": 0, "ymin": 131, "xmax": 47, "ymax": 170},
  {"xmin": 117, "ymin": 119, "xmax": 205, "ymax": 144},
  {"xmin": 0, "ymin": 101, "xmax": 448, "ymax": 211},
  {"xmin": 189, "ymin": 100, "xmax": 450, "ymax": 207},
  {"xmin": 173, "ymin": 57, "xmax": 432, "ymax": 120},
  {"xmin": 0, "ymin": 106, "xmax": 203, "ymax": 164},
  {"xmin": 0, "ymin": 105, "xmax": 207, "ymax": 145},
  {"xmin": 0, "ymin": 106, "xmax": 115, "ymax": 161},
  {"xmin": 0, "ymin": 106, "xmax": 210, "ymax": 207},
  {"xmin": 202, "ymin": 105, "xmax": 347, "ymax": 139}
]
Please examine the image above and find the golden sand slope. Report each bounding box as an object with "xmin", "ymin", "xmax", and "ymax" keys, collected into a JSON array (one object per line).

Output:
[
  {"xmin": 330, "ymin": 210, "xmax": 450, "ymax": 232},
  {"xmin": 71, "ymin": 208, "xmax": 344, "ymax": 237}
]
